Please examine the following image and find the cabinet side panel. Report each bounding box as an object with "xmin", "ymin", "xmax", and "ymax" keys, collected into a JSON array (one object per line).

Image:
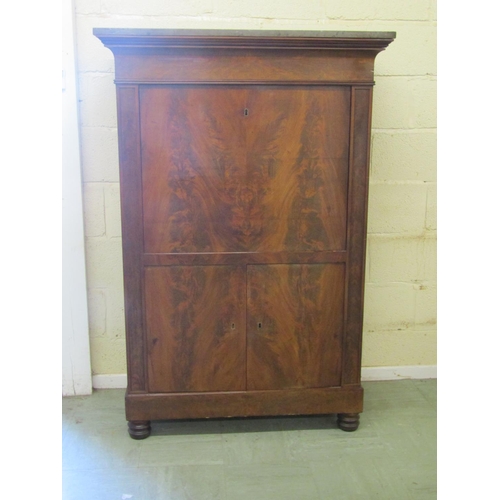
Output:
[
  {"xmin": 117, "ymin": 85, "xmax": 146, "ymax": 392},
  {"xmin": 247, "ymin": 263, "xmax": 344, "ymax": 390},
  {"xmin": 343, "ymin": 87, "xmax": 372, "ymax": 385},
  {"xmin": 145, "ymin": 266, "xmax": 246, "ymax": 393}
]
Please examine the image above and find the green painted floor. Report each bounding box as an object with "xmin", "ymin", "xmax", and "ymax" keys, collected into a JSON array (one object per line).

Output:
[{"xmin": 62, "ymin": 379, "xmax": 436, "ymax": 499}]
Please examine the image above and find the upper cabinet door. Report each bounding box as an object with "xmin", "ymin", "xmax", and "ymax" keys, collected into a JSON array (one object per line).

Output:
[
  {"xmin": 246, "ymin": 263, "xmax": 345, "ymax": 391},
  {"xmin": 243, "ymin": 87, "xmax": 350, "ymax": 253},
  {"xmin": 145, "ymin": 265, "xmax": 246, "ymax": 393},
  {"xmin": 140, "ymin": 85, "xmax": 350, "ymax": 254}
]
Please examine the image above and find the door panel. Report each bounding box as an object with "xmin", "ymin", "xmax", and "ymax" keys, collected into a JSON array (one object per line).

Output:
[
  {"xmin": 141, "ymin": 86, "xmax": 247, "ymax": 254},
  {"xmin": 247, "ymin": 263, "xmax": 345, "ymax": 390},
  {"xmin": 140, "ymin": 86, "xmax": 349, "ymax": 253},
  {"xmin": 244, "ymin": 87, "xmax": 350, "ymax": 253},
  {"xmin": 145, "ymin": 266, "xmax": 246, "ymax": 393}
]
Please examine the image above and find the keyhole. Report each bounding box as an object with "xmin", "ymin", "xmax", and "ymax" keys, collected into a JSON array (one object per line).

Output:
[
  {"xmin": 258, "ymin": 322, "xmax": 262, "ymax": 329},
  {"xmin": 231, "ymin": 323, "xmax": 235, "ymax": 330},
  {"xmin": 244, "ymin": 108, "xmax": 249, "ymax": 116}
]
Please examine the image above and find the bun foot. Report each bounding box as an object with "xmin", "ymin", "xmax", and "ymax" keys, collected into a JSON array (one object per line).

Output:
[
  {"xmin": 128, "ymin": 420, "xmax": 151, "ymax": 439},
  {"xmin": 337, "ymin": 413, "xmax": 360, "ymax": 432}
]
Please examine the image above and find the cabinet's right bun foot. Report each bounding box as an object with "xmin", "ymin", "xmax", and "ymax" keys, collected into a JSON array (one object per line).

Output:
[{"xmin": 337, "ymin": 413, "xmax": 360, "ymax": 432}]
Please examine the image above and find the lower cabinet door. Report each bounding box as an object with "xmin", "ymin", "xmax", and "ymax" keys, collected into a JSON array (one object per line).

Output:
[
  {"xmin": 246, "ymin": 263, "xmax": 345, "ymax": 391},
  {"xmin": 145, "ymin": 266, "xmax": 246, "ymax": 392}
]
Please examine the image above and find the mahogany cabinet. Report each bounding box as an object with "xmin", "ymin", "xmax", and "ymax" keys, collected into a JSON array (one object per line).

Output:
[{"xmin": 94, "ymin": 28, "xmax": 395, "ymax": 439}]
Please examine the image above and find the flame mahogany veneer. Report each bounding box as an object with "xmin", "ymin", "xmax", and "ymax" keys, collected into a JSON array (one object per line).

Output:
[{"xmin": 94, "ymin": 28, "xmax": 395, "ymax": 439}]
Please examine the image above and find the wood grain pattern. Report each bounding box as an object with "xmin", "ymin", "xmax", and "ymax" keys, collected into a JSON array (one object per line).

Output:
[
  {"xmin": 125, "ymin": 385, "xmax": 363, "ymax": 421},
  {"xmin": 247, "ymin": 264, "xmax": 345, "ymax": 390},
  {"xmin": 115, "ymin": 50, "xmax": 376, "ymax": 84},
  {"xmin": 343, "ymin": 87, "xmax": 372, "ymax": 385},
  {"xmin": 93, "ymin": 29, "xmax": 395, "ymax": 433},
  {"xmin": 143, "ymin": 250, "xmax": 347, "ymax": 267},
  {"xmin": 116, "ymin": 85, "xmax": 146, "ymax": 393},
  {"xmin": 141, "ymin": 86, "xmax": 349, "ymax": 254},
  {"xmin": 145, "ymin": 266, "xmax": 246, "ymax": 392}
]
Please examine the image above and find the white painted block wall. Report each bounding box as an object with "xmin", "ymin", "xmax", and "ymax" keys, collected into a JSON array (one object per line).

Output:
[{"xmin": 62, "ymin": 0, "xmax": 92, "ymax": 395}]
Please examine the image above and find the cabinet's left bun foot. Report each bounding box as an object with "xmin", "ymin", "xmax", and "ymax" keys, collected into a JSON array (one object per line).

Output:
[
  {"xmin": 337, "ymin": 413, "xmax": 360, "ymax": 432},
  {"xmin": 128, "ymin": 420, "xmax": 151, "ymax": 439}
]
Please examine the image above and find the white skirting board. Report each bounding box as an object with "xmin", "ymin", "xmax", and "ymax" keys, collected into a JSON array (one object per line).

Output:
[
  {"xmin": 91, "ymin": 366, "xmax": 437, "ymax": 390},
  {"xmin": 92, "ymin": 374, "xmax": 127, "ymax": 389},
  {"xmin": 361, "ymin": 365, "xmax": 437, "ymax": 381}
]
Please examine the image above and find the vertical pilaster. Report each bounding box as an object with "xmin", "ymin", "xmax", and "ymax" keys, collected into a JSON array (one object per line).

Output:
[
  {"xmin": 116, "ymin": 85, "xmax": 146, "ymax": 393},
  {"xmin": 343, "ymin": 86, "xmax": 373, "ymax": 385}
]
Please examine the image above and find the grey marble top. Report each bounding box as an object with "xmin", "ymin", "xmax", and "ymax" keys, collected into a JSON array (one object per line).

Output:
[{"xmin": 93, "ymin": 28, "xmax": 396, "ymax": 39}]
